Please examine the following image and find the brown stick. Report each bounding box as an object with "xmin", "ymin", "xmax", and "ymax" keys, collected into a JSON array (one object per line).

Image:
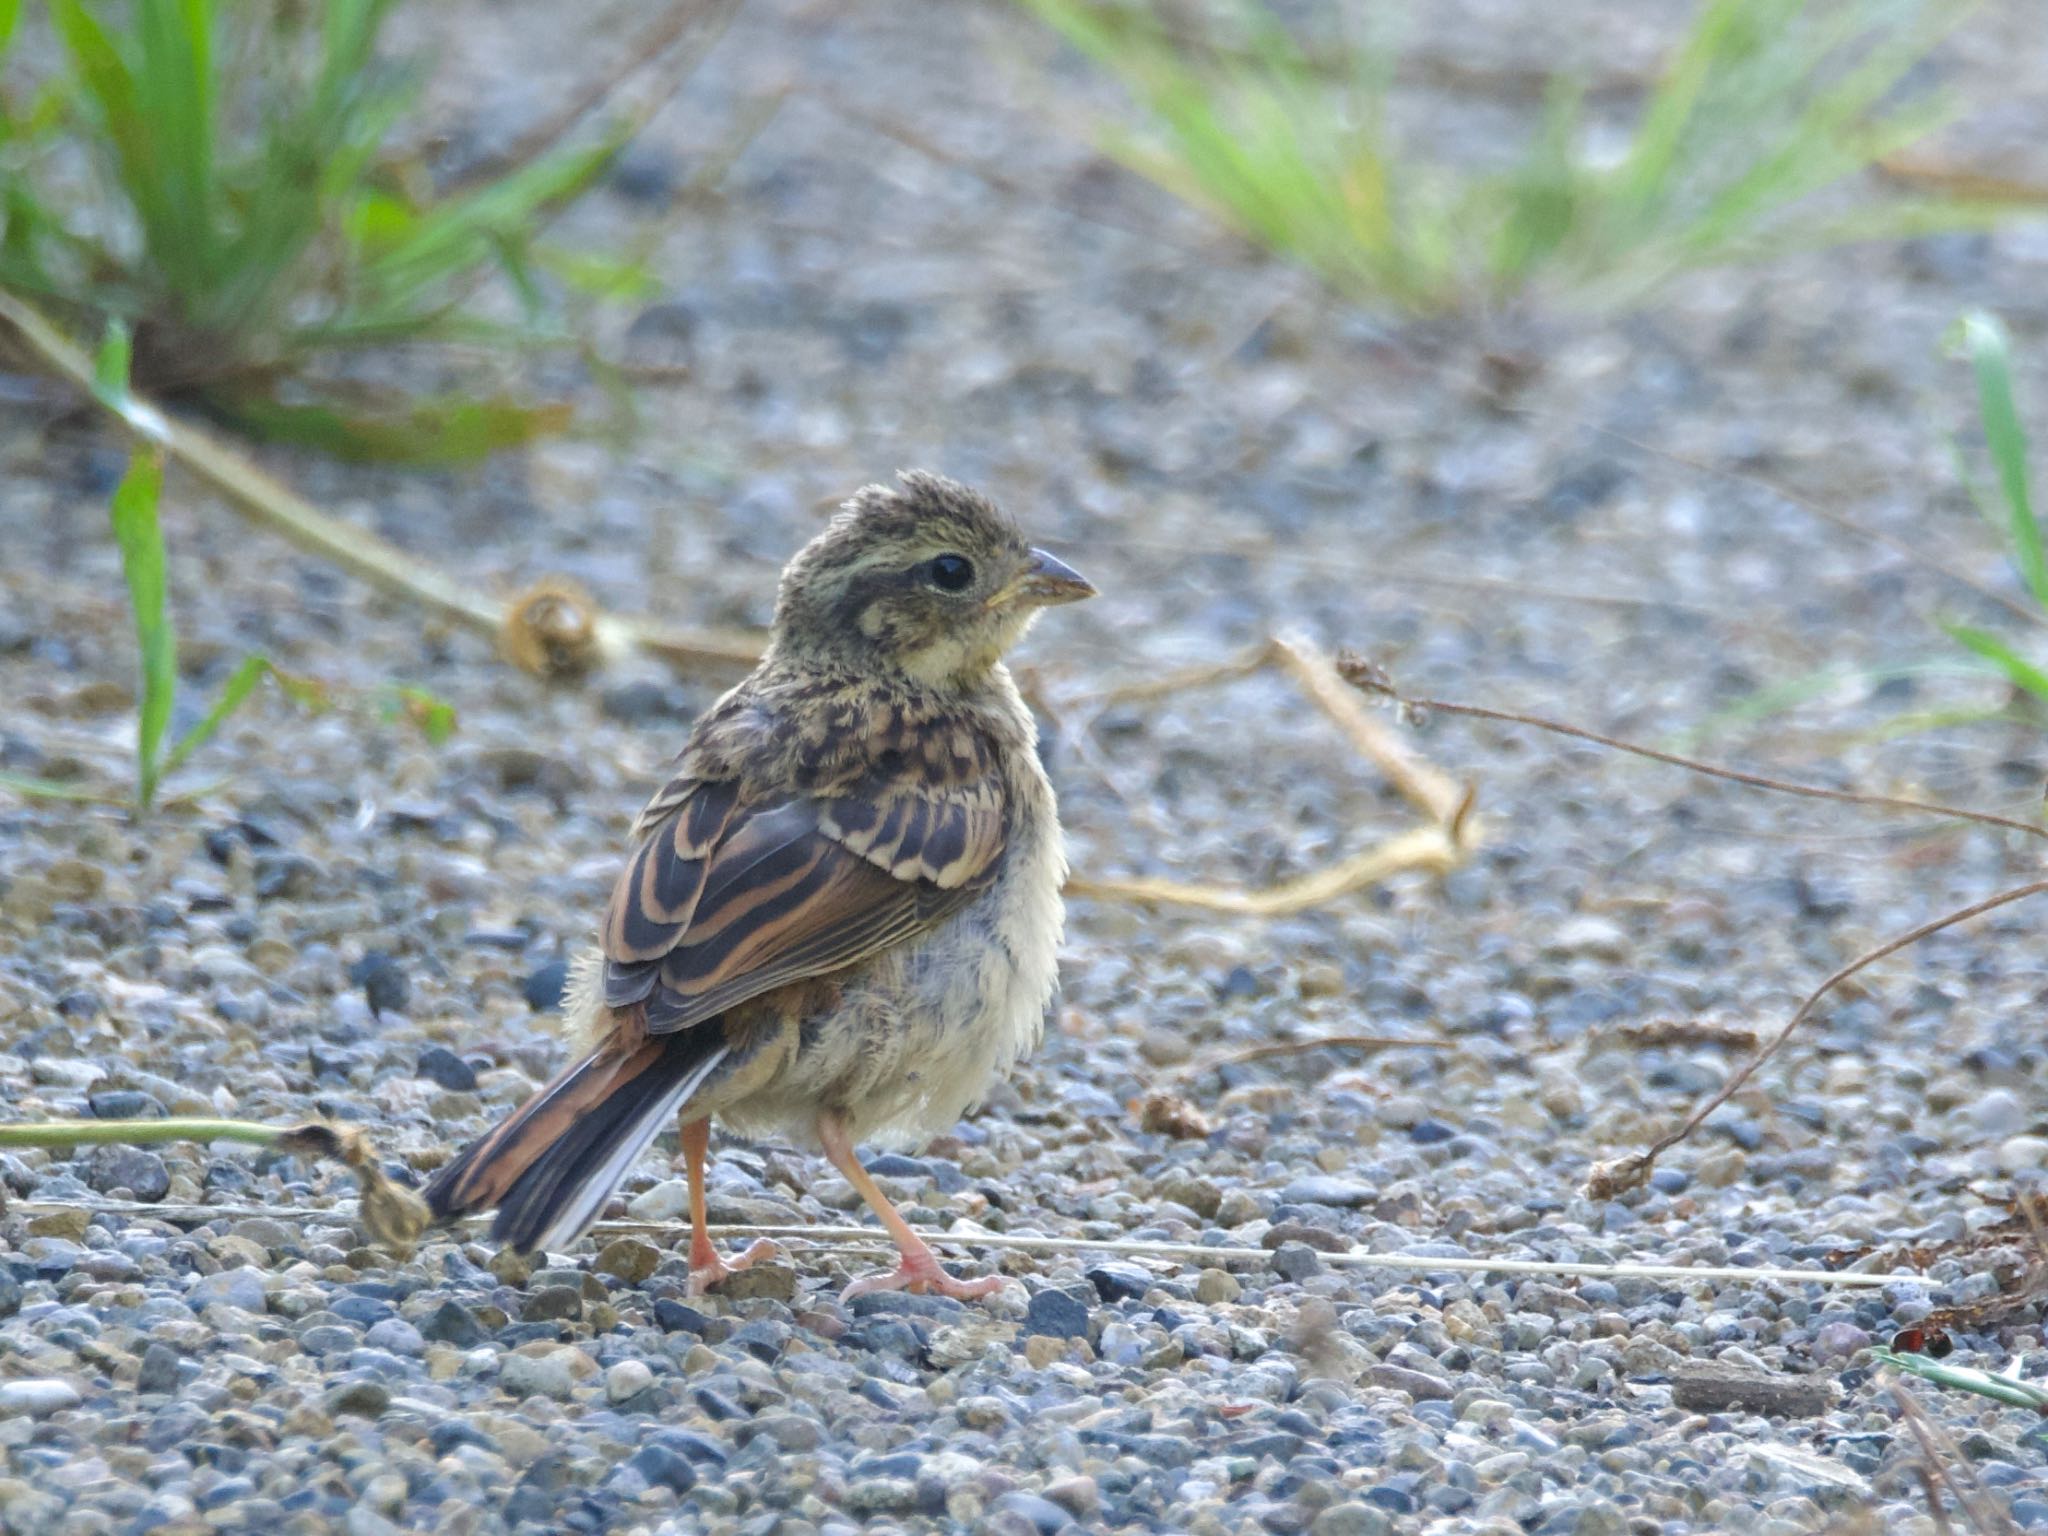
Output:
[{"xmin": 1586, "ymin": 879, "xmax": 2048, "ymax": 1198}]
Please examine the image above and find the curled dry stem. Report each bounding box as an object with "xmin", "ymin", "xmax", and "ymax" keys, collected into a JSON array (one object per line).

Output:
[{"xmin": 1065, "ymin": 634, "xmax": 1481, "ymax": 915}]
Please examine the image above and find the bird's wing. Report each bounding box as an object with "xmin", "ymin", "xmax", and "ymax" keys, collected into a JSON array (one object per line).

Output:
[{"xmin": 599, "ymin": 744, "xmax": 1007, "ymax": 1035}]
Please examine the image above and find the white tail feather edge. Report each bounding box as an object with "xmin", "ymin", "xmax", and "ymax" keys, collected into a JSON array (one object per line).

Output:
[{"xmin": 530, "ymin": 1043, "xmax": 729, "ymax": 1255}]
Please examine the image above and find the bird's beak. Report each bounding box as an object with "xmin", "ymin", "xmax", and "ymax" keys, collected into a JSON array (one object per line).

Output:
[{"xmin": 989, "ymin": 548, "xmax": 1096, "ymax": 610}]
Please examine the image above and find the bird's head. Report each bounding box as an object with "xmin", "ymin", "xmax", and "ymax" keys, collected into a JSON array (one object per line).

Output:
[{"xmin": 770, "ymin": 471, "xmax": 1095, "ymax": 687}]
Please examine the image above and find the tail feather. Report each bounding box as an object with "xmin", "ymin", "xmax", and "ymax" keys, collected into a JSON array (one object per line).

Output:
[{"xmin": 425, "ymin": 1030, "xmax": 727, "ymax": 1255}]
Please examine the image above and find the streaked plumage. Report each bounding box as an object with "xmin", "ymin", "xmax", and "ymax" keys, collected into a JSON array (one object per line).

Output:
[{"xmin": 425, "ymin": 471, "xmax": 1092, "ymax": 1298}]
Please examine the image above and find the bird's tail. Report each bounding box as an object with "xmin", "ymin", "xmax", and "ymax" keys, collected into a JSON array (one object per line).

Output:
[{"xmin": 424, "ymin": 1029, "xmax": 728, "ymax": 1255}]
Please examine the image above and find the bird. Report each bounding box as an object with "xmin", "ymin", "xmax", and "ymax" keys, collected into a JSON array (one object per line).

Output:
[{"xmin": 425, "ymin": 471, "xmax": 1094, "ymax": 1300}]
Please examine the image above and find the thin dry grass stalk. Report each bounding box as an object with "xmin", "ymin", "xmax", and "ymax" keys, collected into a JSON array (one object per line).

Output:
[
  {"xmin": 1336, "ymin": 662, "xmax": 2048, "ymax": 1198},
  {"xmin": 1891, "ymin": 1381, "xmax": 2023, "ymax": 1536},
  {"xmin": 1173, "ymin": 1032, "xmax": 1452, "ymax": 1083},
  {"xmin": 10, "ymin": 1202, "xmax": 1908, "ymax": 1288},
  {"xmin": 1065, "ymin": 634, "xmax": 1480, "ymax": 914},
  {"xmin": 0, "ymin": 1118, "xmax": 427, "ymax": 1255},
  {"xmin": 0, "ymin": 292, "xmax": 764, "ymax": 679},
  {"xmin": 1589, "ymin": 880, "xmax": 2048, "ymax": 1198}
]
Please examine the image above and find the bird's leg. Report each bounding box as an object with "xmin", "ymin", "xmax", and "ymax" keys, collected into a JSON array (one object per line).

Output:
[
  {"xmin": 816, "ymin": 1112, "xmax": 1004, "ymax": 1301},
  {"xmin": 680, "ymin": 1117, "xmax": 779, "ymax": 1296}
]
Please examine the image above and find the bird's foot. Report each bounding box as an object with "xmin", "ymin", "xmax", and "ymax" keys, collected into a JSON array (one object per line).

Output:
[
  {"xmin": 686, "ymin": 1237, "xmax": 783, "ymax": 1297},
  {"xmin": 841, "ymin": 1250, "xmax": 1005, "ymax": 1302}
]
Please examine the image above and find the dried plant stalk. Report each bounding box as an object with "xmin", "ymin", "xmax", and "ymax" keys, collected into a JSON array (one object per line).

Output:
[
  {"xmin": 0, "ymin": 292, "xmax": 763, "ymax": 679},
  {"xmin": 0, "ymin": 1118, "xmax": 427, "ymax": 1255},
  {"xmin": 1064, "ymin": 637, "xmax": 1481, "ymax": 913}
]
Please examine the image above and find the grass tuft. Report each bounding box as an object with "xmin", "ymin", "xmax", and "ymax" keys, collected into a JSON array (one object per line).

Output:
[
  {"xmin": 0, "ymin": 0, "xmax": 650, "ymax": 460},
  {"xmin": 1020, "ymin": 0, "xmax": 2017, "ymax": 313}
]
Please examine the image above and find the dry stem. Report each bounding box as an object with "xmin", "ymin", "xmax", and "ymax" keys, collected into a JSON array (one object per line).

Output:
[
  {"xmin": 9, "ymin": 1202, "xmax": 1910, "ymax": 1288},
  {"xmin": 1586, "ymin": 879, "xmax": 2048, "ymax": 1198},
  {"xmin": 0, "ymin": 291, "xmax": 763, "ymax": 679},
  {"xmin": 1064, "ymin": 636, "xmax": 1481, "ymax": 914}
]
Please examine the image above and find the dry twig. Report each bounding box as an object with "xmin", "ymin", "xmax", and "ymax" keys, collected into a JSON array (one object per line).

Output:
[
  {"xmin": 1339, "ymin": 662, "xmax": 2048, "ymax": 1197},
  {"xmin": 1585, "ymin": 879, "xmax": 2048, "ymax": 1198},
  {"xmin": 1891, "ymin": 1382, "xmax": 2023, "ymax": 1536},
  {"xmin": 0, "ymin": 1118, "xmax": 426, "ymax": 1255},
  {"xmin": 1065, "ymin": 634, "xmax": 1481, "ymax": 914}
]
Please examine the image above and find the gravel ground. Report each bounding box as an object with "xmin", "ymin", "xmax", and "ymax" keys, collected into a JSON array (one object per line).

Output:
[{"xmin": 8, "ymin": 3, "xmax": 2048, "ymax": 1533}]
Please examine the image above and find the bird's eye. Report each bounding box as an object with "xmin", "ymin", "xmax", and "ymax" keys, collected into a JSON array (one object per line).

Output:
[{"xmin": 927, "ymin": 553, "xmax": 975, "ymax": 592}]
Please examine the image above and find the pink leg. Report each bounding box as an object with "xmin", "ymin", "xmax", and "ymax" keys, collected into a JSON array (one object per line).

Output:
[
  {"xmin": 817, "ymin": 1112, "xmax": 1004, "ymax": 1302},
  {"xmin": 681, "ymin": 1118, "xmax": 780, "ymax": 1296}
]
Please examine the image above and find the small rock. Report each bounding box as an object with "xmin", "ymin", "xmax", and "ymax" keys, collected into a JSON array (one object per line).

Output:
[
  {"xmin": 522, "ymin": 1285, "xmax": 582, "ymax": 1322},
  {"xmin": 27, "ymin": 1208, "xmax": 89, "ymax": 1241},
  {"xmin": 87, "ymin": 1144, "xmax": 171, "ymax": 1202},
  {"xmin": 594, "ymin": 1237, "xmax": 660, "ymax": 1285},
  {"xmin": 324, "ymin": 1380, "xmax": 391, "ymax": 1418},
  {"xmin": 421, "ymin": 1299, "xmax": 487, "ymax": 1348},
  {"xmin": 1085, "ymin": 1262, "xmax": 1152, "ymax": 1302},
  {"xmin": 1548, "ymin": 914, "xmax": 1628, "ymax": 959},
  {"xmin": 708, "ymin": 1261, "xmax": 797, "ymax": 1302},
  {"xmin": 1313, "ymin": 1506, "xmax": 1393, "ymax": 1536},
  {"xmin": 1023, "ymin": 1335, "xmax": 1067, "ymax": 1369},
  {"xmin": 500, "ymin": 1349, "xmax": 580, "ymax": 1400},
  {"xmin": 0, "ymin": 1380, "xmax": 80, "ymax": 1417},
  {"xmin": 190, "ymin": 1267, "xmax": 267, "ymax": 1314},
  {"xmin": 1997, "ymin": 1136, "xmax": 2048, "ymax": 1174},
  {"xmin": 88, "ymin": 1090, "xmax": 166, "ymax": 1120},
  {"xmin": 845, "ymin": 1477, "xmax": 921, "ymax": 1516},
  {"xmin": 488, "ymin": 1249, "xmax": 533, "ymax": 1287},
  {"xmin": 1025, "ymin": 1288, "xmax": 1091, "ymax": 1340},
  {"xmin": 606, "ymin": 1359, "xmax": 655, "ymax": 1404},
  {"xmin": 349, "ymin": 951, "xmax": 410, "ymax": 1018},
  {"xmin": 627, "ymin": 1443, "xmax": 697, "ymax": 1495},
  {"xmin": 415, "ymin": 1046, "xmax": 476, "ymax": 1091},
  {"xmin": 1270, "ymin": 1243, "xmax": 1323, "ymax": 1282},
  {"xmin": 524, "ymin": 959, "xmax": 571, "ymax": 1014},
  {"xmin": 1365, "ymin": 1365, "xmax": 1453, "ymax": 1401},
  {"xmin": 626, "ymin": 1180, "xmax": 689, "ymax": 1223},
  {"xmin": 1281, "ymin": 1175, "xmax": 1378, "ymax": 1208},
  {"xmin": 136, "ymin": 1342, "xmax": 182, "ymax": 1394}
]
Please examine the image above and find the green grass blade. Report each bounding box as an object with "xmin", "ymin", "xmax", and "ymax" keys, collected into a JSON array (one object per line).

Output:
[
  {"xmin": 224, "ymin": 389, "xmax": 573, "ymax": 464},
  {"xmin": 1942, "ymin": 622, "xmax": 2048, "ymax": 702},
  {"xmin": 0, "ymin": 0, "xmax": 23, "ymax": 53},
  {"xmin": 50, "ymin": 0, "xmax": 172, "ymax": 278},
  {"xmin": 0, "ymin": 771, "xmax": 126, "ymax": 805},
  {"xmin": 92, "ymin": 318, "xmax": 133, "ymax": 405},
  {"xmin": 160, "ymin": 653, "xmax": 268, "ymax": 777},
  {"xmin": 1958, "ymin": 310, "xmax": 2046, "ymax": 609},
  {"xmin": 1873, "ymin": 1348, "xmax": 2048, "ymax": 1411},
  {"xmin": 131, "ymin": 0, "xmax": 218, "ymax": 302},
  {"xmin": 384, "ymin": 684, "xmax": 457, "ymax": 745},
  {"xmin": 105, "ymin": 450, "xmax": 173, "ymax": 809}
]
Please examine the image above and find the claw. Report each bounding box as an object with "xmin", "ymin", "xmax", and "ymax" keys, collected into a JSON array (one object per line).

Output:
[
  {"xmin": 840, "ymin": 1253, "xmax": 1006, "ymax": 1302},
  {"xmin": 686, "ymin": 1237, "xmax": 783, "ymax": 1296}
]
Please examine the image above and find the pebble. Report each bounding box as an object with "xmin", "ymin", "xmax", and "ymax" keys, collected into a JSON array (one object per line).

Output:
[
  {"xmin": 0, "ymin": 28, "xmax": 2037, "ymax": 1536},
  {"xmin": 0, "ymin": 1380, "xmax": 80, "ymax": 1418},
  {"xmin": 606, "ymin": 1359, "xmax": 655, "ymax": 1403}
]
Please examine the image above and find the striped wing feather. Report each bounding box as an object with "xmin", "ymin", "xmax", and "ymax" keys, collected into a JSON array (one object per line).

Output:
[{"xmin": 600, "ymin": 766, "xmax": 1006, "ymax": 1035}]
